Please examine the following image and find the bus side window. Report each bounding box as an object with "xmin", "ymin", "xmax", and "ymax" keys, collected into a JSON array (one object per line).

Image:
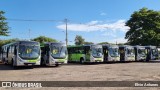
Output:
[
  {"xmin": 68, "ymin": 48, "xmax": 71, "ymax": 54},
  {"xmin": 85, "ymin": 46, "xmax": 90, "ymax": 54},
  {"xmin": 72, "ymin": 47, "xmax": 76, "ymax": 54},
  {"xmin": 9, "ymin": 46, "xmax": 12, "ymax": 54}
]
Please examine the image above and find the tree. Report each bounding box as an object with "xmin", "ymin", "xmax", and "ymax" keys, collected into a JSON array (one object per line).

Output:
[
  {"xmin": 32, "ymin": 36, "xmax": 57, "ymax": 44},
  {"xmin": 74, "ymin": 35, "xmax": 85, "ymax": 45},
  {"xmin": 0, "ymin": 11, "xmax": 9, "ymax": 36},
  {"xmin": 125, "ymin": 7, "xmax": 160, "ymax": 46},
  {"xmin": 97, "ymin": 42, "xmax": 109, "ymax": 45},
  {"xmin": 0, "ymin": 38, "xmax": 19, "ymax": 47},
  {"xmin": 84, "ymin": 41, "xmax": 94, "ymax": 45}
]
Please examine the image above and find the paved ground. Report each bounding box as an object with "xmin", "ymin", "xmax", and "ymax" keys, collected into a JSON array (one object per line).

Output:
[{"xmin": 1, "ymin": 61, "xmax": 160, "ymax": 90}]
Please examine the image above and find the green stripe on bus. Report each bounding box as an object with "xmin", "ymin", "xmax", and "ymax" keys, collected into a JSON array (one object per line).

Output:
[
  {"xmin": 28, "ymin": 60, "xmax": 38, "ymax": 63},
  {"xmin": 57, "ymin": 59, "xmax": 66, "ymax": 62}
]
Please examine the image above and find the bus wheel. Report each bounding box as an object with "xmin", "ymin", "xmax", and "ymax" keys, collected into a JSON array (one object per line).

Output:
[
  {"xmin": 80, "ymin": 58, "xmax": 84, "ymax": 64},
  {"xmin": 55, "ymin": 64, "xmax": 59, "ymax": 67},
  {"xmin": 11, "ymin": 60, "xmax": 16, "ymax": 69}
]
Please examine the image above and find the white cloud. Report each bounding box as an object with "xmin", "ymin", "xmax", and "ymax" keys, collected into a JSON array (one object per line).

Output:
[
  {"xmin": 56, "ymin": 20, "xmax": 129, "ymax": 32},
  {"xmin": 102, "ymin": 32, "xmax": 117, "ymax": 37},
  {"xmin": 108, "ymin": 38, "xmax": 127, "ymax": 44},
  {"xmin": 100, "ymin": 12, "xmax": 107, "ymax": 16}
]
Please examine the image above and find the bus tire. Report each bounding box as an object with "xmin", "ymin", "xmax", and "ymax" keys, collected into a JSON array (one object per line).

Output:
[
  {"xmin": 12, "ymin": 59, "xmax": 17, "ymax": 69},
  {"xmin": 80, "ymin": 58, "xmax": 84, "ymax": 64},
  {"xmin": 55, "ymin": 64, "xmax": 59, "ymax": 67}
]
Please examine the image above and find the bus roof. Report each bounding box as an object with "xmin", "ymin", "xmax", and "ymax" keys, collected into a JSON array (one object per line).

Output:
[
  {"xmin": 2, "ymin": 40, "xmax": 40, "ymax": 47},
  {"xmin": 41, "ymin": 42, "xmax": 66, "ymax": 47},
  {"xmin": 67, "ymin": 44, "xmax": 102, "ymax": 48},
  {"xmin": 145, "ymin": 45, "xmax": 157, "ymax": 49},
  {"xmin": 119, "ymin": 45, "xmax": 134, "ymax": 49},
  {"xmin": 102, "ymin": 44, "xmax": 118, "ymax": 47}
]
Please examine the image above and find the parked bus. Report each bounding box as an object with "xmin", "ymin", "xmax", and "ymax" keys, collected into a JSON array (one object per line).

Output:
[
  {"xmin": 1, "ymin": 41, "xmax": 41, "ymax": 67},
  {"xmin": 41, "ymin": 42, "xmax": 68, "ymax": 66},
  {"xmin": 102, "ymin": 44, "xmax": 120, "ymax": 62},
  {"xmin": 145, "ymin": 46, "xmax": 159, "ymax": 61},
  {"xmin": 119, "ymin": 45, "xmax": 135, "ymax": 62},
  {"xmin": 134, "ymin": 46, "xmax": 146, "ymax": 61},
  {"xmin": 67, "ymin": 45, "xmax": 103, "ymax": 63}
]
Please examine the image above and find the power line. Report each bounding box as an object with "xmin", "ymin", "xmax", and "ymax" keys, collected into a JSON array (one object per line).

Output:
[{"xmin": 7, "ymin": 18, "xmax": 63, "ymax": 22}]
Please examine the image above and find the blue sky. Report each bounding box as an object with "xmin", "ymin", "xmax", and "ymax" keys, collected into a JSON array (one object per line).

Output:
[{"xmin": 0, "ymin": 0, "xmax": 160, "ymax": 45}]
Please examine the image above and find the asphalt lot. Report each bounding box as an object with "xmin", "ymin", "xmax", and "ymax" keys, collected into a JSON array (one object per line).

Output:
[{"xmin": 1, "ymin": 61, "xmax": 160, "ymax": 90}]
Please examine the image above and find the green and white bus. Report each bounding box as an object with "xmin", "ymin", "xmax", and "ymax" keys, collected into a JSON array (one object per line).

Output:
[
  {"xmin": 1, "ymin": 41, "xmax": 41, "ymax": 67},
  {"xmin": 67, "ymin": 45, "xmax": 103, "ymax": 63},
  {"xmin": 119, "ymin": 45, "xmax": 135, "ymax": 62},
  {"xmin": 41, "ymin": 42, "xmax": 68, "ymax": 66},
  {"xmin": 102, "ymin": 44, "xmax": 120, "ymax": 62},
  {"xmin": 134, "ymin": 46, "xmax": 146, "ymax": 61},
  {"xmin": 145, "ymin": 46, "xmax": 159, "ymax": 61}
]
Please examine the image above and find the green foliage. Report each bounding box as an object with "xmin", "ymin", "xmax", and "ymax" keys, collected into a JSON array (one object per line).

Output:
[
  {"xmin": 0, "ymin": 11, "xmax": 9, "ymax": 36},
  {"xmin": 125, "ymin": 7, "xmax": 160, "ymax": 46},
  {"xmin": 97, "ymin": 42, "xmax": 109, "ymax": 45},
  {"xmin": 84, "ymin": 41, "xmax": 94, "ymax": 45},
  {"xmin": 0, "ymin": 38, "xmax": 19, "ymax": 47},
  {"xmin": 32, "ymin": 36, "xmax": 57, "ymax": 44},
  {"xmin": 74, "ymin": 35, "xmax": 85, "ymax": 45}
]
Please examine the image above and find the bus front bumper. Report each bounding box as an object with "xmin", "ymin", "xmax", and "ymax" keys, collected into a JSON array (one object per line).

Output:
[{"xmin": 16, "ymin": 58, "xmax": 41, "ymax": 66}]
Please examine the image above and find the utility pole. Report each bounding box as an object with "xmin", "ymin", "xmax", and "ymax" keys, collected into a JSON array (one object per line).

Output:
[{"xmin": 65, "ymin": 19, "xmax": 68, "ymax": 46}]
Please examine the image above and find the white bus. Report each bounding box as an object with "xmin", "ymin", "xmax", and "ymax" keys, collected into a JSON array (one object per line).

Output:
[
  {"xmin": 145, "ymin": 46, "xmax": 159, "ymax": 61},
  {"xmin": 1, "ymin": 41, "xmax": 41, "ymax": 67},
  {"xmin": 41, "ymin": 42, "xmax": 68, "ymax": 66},
  {"xmin": 134, "ymin": 46, "xmax": 146, "ymax": 61},
  {"xmin": 102, "ymin": 44, "xmax": 120, "ymax": 62},
  {"xmin": 119, "ymin": 45, "xmax": 135, "ymax": 62}
]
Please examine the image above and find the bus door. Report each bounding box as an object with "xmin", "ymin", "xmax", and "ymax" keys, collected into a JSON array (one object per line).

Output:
[
  {"xmin": 45, "ymin": 45, "xmax": 50, "ymax": 64},
  {"xmin": 8, "ymin": 46, "xmax": 13, "ymax": 64},
  {"xmin": 146, "ymin": 48, "xmax": 150, "ymax": 61},
  {"xmin": 75, "ymin": 47, "xmax": 84, "ymax": 61},
  {"xmin": 103, "ymin": 47, "xmax": 108, "ymax": 62},
  {"xmin": 119, "ymin": 47, "xmax": 125, "ymax": 61},
  {"xmin": 71, "ymin": 47, "xmax": 77, "ymax": 61},
  {"xmin": 85, "ymin": 46, "xmax": 90, "ymax": 61},
  {"xmin": 135, "ymin": 48, "xmax": 138, "ymax": 61},
  {"xmin": 14, "ymin": 45, "xmax": 17, "ymax": 62}
]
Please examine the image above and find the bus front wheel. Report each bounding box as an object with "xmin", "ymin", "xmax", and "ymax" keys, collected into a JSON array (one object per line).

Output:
[{"xmin": 55, "ymin": 64, "xmax": 59, "ymax": 67}]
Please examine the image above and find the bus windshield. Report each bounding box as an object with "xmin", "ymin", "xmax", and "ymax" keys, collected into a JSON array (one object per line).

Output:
[
  {"xmin": 127, "ymin": 48, "xmax": 135, "ymax": 56},
  {"xmin": 91, "ymin": 46, "xmax": 103, "ymax": 58},
  {"xmin": 18, "ymin": 45, "xmax": 40, "ymax": 59},
  {"xmin": 152, "ymin": 49, "xmax": 158, "ymax": 57},
  {"xmin": 51, "ymin": 45, "xmax": 67, "ymax": 59},
  {"xmin": 109, "ymin": 48, "xmax": 119, "ymax": 57},
  {"xmin": 138, "ymin": 49, "xmax": 146, "ymax": 56}
]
